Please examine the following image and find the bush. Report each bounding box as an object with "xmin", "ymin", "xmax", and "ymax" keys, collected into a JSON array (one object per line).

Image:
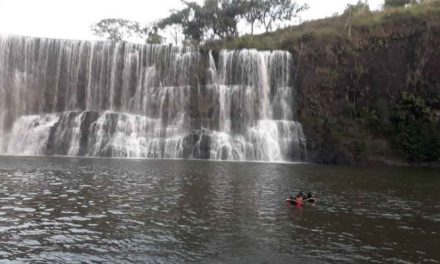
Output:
[
  {"xmin": 390, "ymin": 92, "xmax": 440, "ymax": 162},
  {"xmin": 384, "ymin": 0, "xmax": 411, "ymax": 8}
]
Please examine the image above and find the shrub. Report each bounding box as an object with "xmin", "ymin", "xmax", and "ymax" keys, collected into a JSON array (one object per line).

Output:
[
  {"xmin": 384, "ymin": 0, "xmax": 411, "ymax": 8},
  {"xmin": 390, "ymin": 92, "xmax": 440, "ymax": 162}
]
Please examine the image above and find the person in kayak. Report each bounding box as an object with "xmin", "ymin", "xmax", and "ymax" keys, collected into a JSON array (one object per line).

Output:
[
  {"xmin": 294, "ymin": 193, "xmax": 304, "ymax": 206},
  {"xmin": 286, "ymin": 193, "xmax": 304, "ymax": 207},
  {"xmin": 286, "ymin": 192, "xmax": 317, "ymax": 207}
]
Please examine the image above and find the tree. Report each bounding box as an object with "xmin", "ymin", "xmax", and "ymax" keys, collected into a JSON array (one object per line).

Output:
[
  {"xmin": 242, "ymin": 0, "xmax": 264, "ymax": 35},
  {"xmin": 158, "ymin": 0, "xmax": 245, "ymax": 43},
  {"xmin": 158, "ymin": 0, "xmax": 307, "ymax": 42},
  {"xmin": 91, "ymin": 19, "xmax": 147, "ymax": 42},
  {"xmin": 384, "ymin": 0, "xmax": 411, "ymax": 8},
  {"xmin": 212, "ymin": 0, "xmax": 244, "ymax": 38},
  {"xmin": 146, "ymin": 26, "xmax": 163, "ymax": 44},
  {"xmin": 390, "ymin": 92, "xmax": 440, "ymax": 162},
  {"xmin": 158, "ymin": 2, "xmax": 206, "ymax": 43},
  {"xmin": 343, "ymin": 0, "xmax": 370, "ymax": 15},
  {"xmin": 91, "ymin": 18, "xmax": 164, "ymax": 44},
  {"xmin": 257, "ymin": 0, "xmax": 308, "ymax": 33},
  {"xmin": 167, "ymin": 25, "xmax": 185, "ymax": 46},
  {"xmin": 344, "ymin": 1, "xmax": 370, "ymax": 38}
]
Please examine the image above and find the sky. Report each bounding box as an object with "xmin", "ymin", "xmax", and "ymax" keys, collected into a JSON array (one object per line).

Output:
[{"xmin": 0, "ymin": 0, "xmax": 384, "ymax": 41}]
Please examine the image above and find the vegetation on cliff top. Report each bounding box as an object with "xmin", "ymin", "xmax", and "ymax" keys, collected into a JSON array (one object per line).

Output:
[
  {"xmin": 209, "ymin": 1, "xmax": 440, "ymax": 50},
  {"xmin": 92, "ymin": 0, "xmax": 308, "ymax": 45}
]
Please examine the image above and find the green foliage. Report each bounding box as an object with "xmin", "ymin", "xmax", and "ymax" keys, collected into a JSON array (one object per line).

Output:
[
  {"xmin": 390, "ymin": 92, "xmax": 440, "ymax": 162},
  {"xmin": 240, "ymin": 0, "xmax": 308, "ymax": 34},
  {"xmin": 158, "ymin": 3, "xmax": 203, "ymax": 43},
  {"xmin": 146, "ymin": 27, "xmax": 163, "ymax": 44},
  {"xmin": 344, "ymin": 1, "xmax": 370, "ymax": 15},
  {"xmin": 214, "ymin": 0, "xmax": 440, "ymax": 52},
  {"xmin": 342, "ymin": 103, "xmax": 357, "ymax": 118},
  {"xmin": 157, "ymin": 0, "xmax": 307, "ymax": 43},
  {"xmin": 91, "ymin": 19, "xmax": 147, "ymax": 42},
  {"xmin": 384, "ymin": 0, "xmax": 411, "ymax": 8},
  {"xmin": 242, "ymin": 0, "xmax": 263, "ymax": 34},
  {"xmin": 353, "ymin": 140, "xmax": 367, "ymax": 160},
  {"xmin": 91, "ymin": 19, "xmax": 165, "ymax": 44},
  {"xmin": 158, "ymin": 0, "xmax": 244, "ymax": 43},
  {"xmin": 359, "ymin": 107, "xmax": 381, "ymax": 133},
  {"xmin": 250, "ymin": 0, "xmax": 309, "ymax": 33},
  {"xmin": 341, "ymin": 104, "xmax": 381, "ymax": 133}
]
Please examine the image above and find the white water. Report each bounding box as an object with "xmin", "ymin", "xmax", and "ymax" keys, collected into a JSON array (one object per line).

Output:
[
  {"xmin": 0, "ymin": 35, "xmax": 306, "ymax": 161},
  {"xmin": 5, "ymin": 114, "xmax": 59, "ymax": 156}
]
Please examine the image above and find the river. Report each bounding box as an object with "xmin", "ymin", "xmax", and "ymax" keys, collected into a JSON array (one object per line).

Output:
[{"xmin": 0, "ymin": 156, "xmax": 439, "ymax": 263}]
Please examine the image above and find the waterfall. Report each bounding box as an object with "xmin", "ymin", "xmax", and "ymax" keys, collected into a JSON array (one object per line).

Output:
[{"xmin": 0, "ymin": 35, "xmax": 306, "ymax": 161}]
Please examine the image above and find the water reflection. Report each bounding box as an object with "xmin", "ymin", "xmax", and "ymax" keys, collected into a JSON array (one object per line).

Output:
[{"xmin": 0, "ymin": 157, "xmax": 439, "ymax": 263}]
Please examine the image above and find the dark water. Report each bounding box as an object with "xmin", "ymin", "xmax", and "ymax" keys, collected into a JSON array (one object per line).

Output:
[{"xmin": 0, "ymin": 157, "xmax": 439, "ymax": 263}]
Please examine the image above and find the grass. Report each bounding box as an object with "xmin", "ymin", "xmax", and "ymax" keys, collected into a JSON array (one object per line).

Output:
[{"xmin": 206, "ymin": 1, "xmax": 440, "ymax": 52}]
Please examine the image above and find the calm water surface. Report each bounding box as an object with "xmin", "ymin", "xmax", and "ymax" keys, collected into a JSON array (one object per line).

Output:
[{"xmin": 0, "ymin": 156, "xmax": 439, "ymax": 263}]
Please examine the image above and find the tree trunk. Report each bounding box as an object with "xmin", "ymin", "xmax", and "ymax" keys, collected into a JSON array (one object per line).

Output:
[{"xmin": 265, "ymin": 21, "xmax": 271, "ymax": 33}]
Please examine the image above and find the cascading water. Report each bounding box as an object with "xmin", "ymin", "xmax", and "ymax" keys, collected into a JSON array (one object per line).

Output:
[
  {"xmin": 202, "ymin": 50, "xmax": 306, "ymax": 161},
  {"xmin": 0, "ymin": 35, "xmax": 306, "ymax": 161}
]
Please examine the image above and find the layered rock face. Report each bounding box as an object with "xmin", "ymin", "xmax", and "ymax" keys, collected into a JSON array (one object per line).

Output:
[{"xmin": 0, "ymin": 35, "xmax": 306, "ymax": 161}]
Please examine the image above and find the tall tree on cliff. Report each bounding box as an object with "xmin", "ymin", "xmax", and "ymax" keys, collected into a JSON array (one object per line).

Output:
[
  {"xmin": 343, "ymin": 0, "xmax": 370, "ymax": 15},
  {"xmin": 91, "ymin": 19, "xmax": 148, "ymax": 42},
  {"xmin": 205, "ymin": 0, "xmax": 243, "ymax": 39},
  {"xmin": 343, "ymin": 1, "xmax": 370, "ymax": 38},
  {"xmin": 242, "ymin": 0, "xmax": 263, "ymax": 35},
  {"xmin": 254, "ymin": 0, "xmax": 308, "ymax": 33},
  {"xmin": 158, "ymin": 0, "xmax": 245, "ymax": 44},
  {"xmin": 157, "ymin": 2, "xmax": 206, "ymax": 43},
  {"xmin": 146, "ymin": 26, "xmax": 163, "ymax": 44},
  {"xmin": 158, "ymin": 0, "xmax": 308, "ymax": 43},
  {"xmin": 91, "ymin": 18, "xmax": 164, "ymax": 44}
]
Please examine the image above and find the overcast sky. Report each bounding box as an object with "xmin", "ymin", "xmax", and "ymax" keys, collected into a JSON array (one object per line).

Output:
[{"xmin": 0, "ymin": 0, "xmax": 383, "ymax": 41}]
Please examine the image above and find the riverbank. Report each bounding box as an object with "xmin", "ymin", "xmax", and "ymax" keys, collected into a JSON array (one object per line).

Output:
[{"xmin": 208, "ymin": 2, "xmax": 440, "ymax": 166}]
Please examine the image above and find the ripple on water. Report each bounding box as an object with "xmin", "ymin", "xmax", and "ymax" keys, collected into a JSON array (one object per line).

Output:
[
  {"xmin": 0, "ymin": 197, "xmax": 16, "ymax": 201},
  {"xmin": 37, "ymin": 251, "xmax": 108, "ymax": 263},
  {"xmin": 13, "ymin": 207, "xmax": 36, "ymax": 213},
  {"xmin": 19, "ymin": 229, "xmax": 47, "ymax": 236},
  {"xmin": 60, "ymin": 211, "xmax": 79, "ymax": 215},
  {"xmin": 47, "ymin": 235, "xmax": 76, "ymax": 244},
  {"xmin": 21, "ymin": 239, "xmax": 41, "ymax": 246},
  {"xmin": 56, "ymin": 216, "xmax": 90, "ymax": 222},
  {"xmin": 423, "ymin": 214, "xmax": 440, "ymax": 223},
  {"xmin": 86, "ymin": 214, "xmax": 107, "ymax": 219},
  {"xmin": 108, "ymin": 210, "xmax": 125, "ymax": 215},
  {"xmin": 69, "ymin": 228, "xmax": 100, "ymax": 234},
  {"xmin": 1, "ymin": 206, "xmax": 17, "ymax": 210}
]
